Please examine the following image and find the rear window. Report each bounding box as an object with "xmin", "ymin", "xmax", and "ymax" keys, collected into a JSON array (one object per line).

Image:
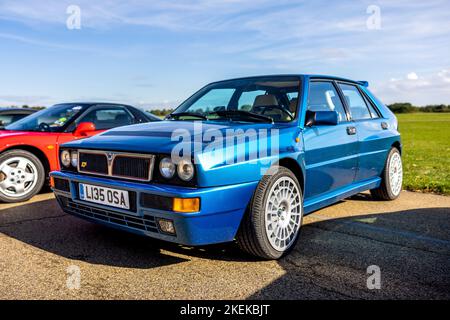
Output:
[{"xmin": 338, "ymin": 83, "xmax": 372, "ymax": 120}]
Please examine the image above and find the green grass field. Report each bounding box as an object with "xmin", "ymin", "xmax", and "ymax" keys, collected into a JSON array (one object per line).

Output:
[{"xmin": 396, "ymin": 113, "xmax": 450, "ymax": 195}]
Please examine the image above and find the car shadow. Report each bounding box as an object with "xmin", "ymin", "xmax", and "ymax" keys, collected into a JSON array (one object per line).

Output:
[
  {"xmin": 0, "ymin": 197, "xmax": 253, "ymax": 268},
  {"xmin": 0, "ymin": 199, "xmax": 190, "ymax": 268},
  {"xmin": 1, "ymin": 196, "xmax": 449, "ymax": 298},
  {"xmin": 248, "ymin": 206, "xmax": 450, "ymax": 299}
]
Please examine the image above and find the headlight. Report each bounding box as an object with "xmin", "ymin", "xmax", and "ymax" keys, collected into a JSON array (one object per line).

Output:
[
  {"xmin": 61, "ymin": 150, "xmax": 71, "ymax": 167},
  {"xmin": 159, "ymin": 157, "xmax": 176, "ymax": 179},
  {"xmin": 177, "ymin": 159, "xmax": 194, "ymax": 181},
  {"xmin": 70, "ymin": 150, "xmax": 78, "ymax": 167}
]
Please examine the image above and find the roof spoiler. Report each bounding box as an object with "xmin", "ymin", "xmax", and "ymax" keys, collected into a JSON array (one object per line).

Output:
[{"xmin": 358, "ymin": 81, "xmax": 369, "ymax": 87}]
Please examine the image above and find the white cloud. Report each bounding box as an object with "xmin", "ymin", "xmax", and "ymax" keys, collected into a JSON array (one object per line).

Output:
[
  {"xmin": 373, "ymin": 68, "xmax": 450, "ymax": 105},
  {"xmin": 437, "ymin": 69, "xmax": 450, "ymax": 83},
  {"xmin": 407, "ymin": 72, "xmax": 419, "ymax": 80}
]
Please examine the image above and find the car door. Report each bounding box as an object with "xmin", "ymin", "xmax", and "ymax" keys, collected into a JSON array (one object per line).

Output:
[
  {"xmin": 336, "ymin": 83, "xmax": 388, "ymax": 182},
  {"xmin": 302, "ymin": 80, "xmax": 358, "ymax": 199}
]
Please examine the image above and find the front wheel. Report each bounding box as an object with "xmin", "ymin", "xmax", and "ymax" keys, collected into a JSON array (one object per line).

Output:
[
  {"xmin": 371, "ymin": 147, "xmax": 403, "ymax": 200},
  {"xmin": 0, "ymin": 150, "xmax": 45, "ymax": 203},
  {"xmin": 236, "ymin": 167, "xmax": 303, "ymax": 260}
]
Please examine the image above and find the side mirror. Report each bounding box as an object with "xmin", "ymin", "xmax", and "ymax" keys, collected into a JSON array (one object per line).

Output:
[
  {"xmin": 73, "ymin": 122, "xmax": 96, "ymax": 137},
  {"xmin": 305, "ymin": 111, "xmax": 339, "ymax": 126}
]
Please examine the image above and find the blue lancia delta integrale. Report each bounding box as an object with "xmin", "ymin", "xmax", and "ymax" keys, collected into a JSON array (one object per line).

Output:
[{"xmin": 51, "ymin": 75, "xmax": 402, "ymax": 259}]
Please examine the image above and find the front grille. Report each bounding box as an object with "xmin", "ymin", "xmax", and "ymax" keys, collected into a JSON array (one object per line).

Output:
[
  {"xmin": 79, "ymin": 152, "xmax": 108, "ymax": 175},
  {"xmin": 59, "ymin": 196, "xmax": 159, "ymax": 234},
  {"xmin": 77, "ymin": 150, "xmax": 154, "ymax": 182},
  {"xmin": 53, "ymin": 178, "xmax": 70, "ymax": 192},
  {"xmin": 112, "ymin": 156, "xmax": 152, "ymax": 180}
]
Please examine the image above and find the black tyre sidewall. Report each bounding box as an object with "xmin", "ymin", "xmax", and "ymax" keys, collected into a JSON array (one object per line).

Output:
[{"xmin": 0, "ymin": 150, "xmax": 45, "ymax": 203}]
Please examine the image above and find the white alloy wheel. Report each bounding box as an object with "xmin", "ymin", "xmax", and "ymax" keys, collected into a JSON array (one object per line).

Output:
[
  {"xmin": 388, "ymin": 151, "xmax": 403, "ymax": 196},
  {"xmin": 0, "ymin": 156, "xmax": 38, "ymax": 198},
  {"xmin": 370, "ymin": 147, "xmax": 403, "ymax": 201},
  {"xmin": 264, "ymin": 176, "xmax": 302, "ymax": 252}
]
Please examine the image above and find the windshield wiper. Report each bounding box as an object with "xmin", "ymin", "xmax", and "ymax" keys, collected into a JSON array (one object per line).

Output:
[
  {"xmin": 208, "ymin": 110, "xmax": 273, "ymax": 123},
  {"xmin": 167, "ymin": 112, "xmax": 208, "ymax": 120}
]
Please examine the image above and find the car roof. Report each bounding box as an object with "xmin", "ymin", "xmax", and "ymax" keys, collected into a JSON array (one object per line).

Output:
[
  {"xmin": 52, "ymin": 102, "xmax": 159, "ymax": 121},
  {"xmin": 209, "ymin": 74, "xmax": 367, "ymax": 86},
  {"xmin": 54, "ymin": 102, "xmax": 135, "ymax": 108}
]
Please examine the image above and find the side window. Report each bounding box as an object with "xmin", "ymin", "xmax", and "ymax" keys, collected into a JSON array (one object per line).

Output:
[
  {"xmin": 362, "ymin": 93, "xmax": 379, "ymax": 118},
  {"xmin": 78, "ymin": 108, "xmax": 134, "ymax": 130},
  {"xmin": 238, "ymin": 90, "xmax": 266, "ymax": 111},
  {"xmin": 0, "ymin": 115, "xmax": 15, "ymax": 127},
  {"xmin": 307, "ymin": 81, "xmax": 347, "ymax": 122},
  {"xmin": 338, "ymin": 84, "xmax": 372, "ymax": 120}
]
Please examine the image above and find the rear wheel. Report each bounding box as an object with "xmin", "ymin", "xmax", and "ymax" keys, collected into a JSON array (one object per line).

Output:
[
  {"xmin": 371, "ymin": 147, "xmax": 403, "ymax": 200},
  {"xmin": 236, "ymin": 167, "xmax": 303, "ymax": 260},
  {"xmin": 0, "ymin": 150, "xmax": 45, "ymax": 203}
]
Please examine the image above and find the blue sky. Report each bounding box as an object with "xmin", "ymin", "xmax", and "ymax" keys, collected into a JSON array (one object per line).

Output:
[{"xmin": 0, "ymin": 0, "xmax": 449, "ymax": 109}]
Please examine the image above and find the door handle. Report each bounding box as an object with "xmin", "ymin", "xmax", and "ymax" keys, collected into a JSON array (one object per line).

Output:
[
  {"xmin": 346, "ymin": 126, "xmax": 357, "ymax": 135},
  {"xmin": 381, "ymin": 122, "xmax": 389, "ymax": 130}
]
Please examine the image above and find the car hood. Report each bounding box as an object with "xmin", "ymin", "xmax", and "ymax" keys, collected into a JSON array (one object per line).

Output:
[
  {"xmin": 62, "ymin": 120, "xmax": 284, "ymax": 154},
  {"xmin": 62, "ymin": 121, "xmax": 300, "ymax": 187},
  {"xmin": 0, "ymin": 130, "xmax": 31, "ymax": 138},
  {"xmin": 0, "ymin": 130, "xmax": 49, "ymax": 143}
]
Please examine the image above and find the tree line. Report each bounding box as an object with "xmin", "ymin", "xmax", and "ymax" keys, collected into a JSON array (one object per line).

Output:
[
  {"xmin": 8, "ymin": 105, "xmax": 46, "ymax": 110},
  {"xmin": 147, "ymin": 108, "xmax": 174, "ymax": 117},
  {"xmin": 386, "ymin": 103, "xmax": 450, "ymax": 113}
]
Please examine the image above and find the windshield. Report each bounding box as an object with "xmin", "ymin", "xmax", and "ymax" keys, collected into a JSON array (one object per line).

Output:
[
  {"xmin": 171, "ymin": 77, "xmax": 301, "ymax": 123},
  {"xmin": 5, "ymin": 104, "xmax": 88, "ymax": 132}
]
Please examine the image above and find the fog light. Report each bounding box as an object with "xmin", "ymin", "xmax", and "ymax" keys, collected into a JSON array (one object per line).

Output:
[
  {"xmin": 157, "ymin": 218, "xmax": 176, "ymax": 235},
  {"xmin": 173, "ymin": 198, "xmax": 200, "ymax": 213}
]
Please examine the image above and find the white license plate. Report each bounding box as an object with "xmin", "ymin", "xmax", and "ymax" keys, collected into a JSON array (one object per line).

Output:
[{"xmin": 79, "ymin": 183, "xmax": 130, "ymax": 210}]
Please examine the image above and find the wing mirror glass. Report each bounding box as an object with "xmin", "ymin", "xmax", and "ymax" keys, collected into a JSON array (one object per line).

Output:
[{"xmin": 305, "ymin": 111, "xmax": 339, "ymax": 126}]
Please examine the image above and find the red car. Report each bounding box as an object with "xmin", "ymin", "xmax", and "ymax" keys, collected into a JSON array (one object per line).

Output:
[{"xmin": 0, "ymin": 102, "xmax": 159, "ymax": 203}]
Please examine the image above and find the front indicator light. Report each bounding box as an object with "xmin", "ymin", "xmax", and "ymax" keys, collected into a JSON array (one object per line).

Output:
[
  {"xmin": 173, "ymin": 197, "xmax": 200, "ymax": 213},
  {"xmin": 157, "ymin": 218, "xmax": 176, "ymax": 235},
  {"xmin": 50, "ymin": 176, "xmax": 55, "ymax": 188}
]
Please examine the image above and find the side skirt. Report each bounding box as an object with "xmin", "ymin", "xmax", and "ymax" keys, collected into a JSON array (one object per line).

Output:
[{"xmin": 303, "ymin": 177, "xmax": 381, "ymax": 214}]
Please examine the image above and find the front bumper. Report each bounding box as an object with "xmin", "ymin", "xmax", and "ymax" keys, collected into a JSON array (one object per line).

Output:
[{"xmin": 50, "ymin": 171, "xmax": 258, "ymax": 246}]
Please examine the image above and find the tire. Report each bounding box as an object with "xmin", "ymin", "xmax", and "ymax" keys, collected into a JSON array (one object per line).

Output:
[
  {"xmin": 0, "ymin": 150, "xmax": 45, "ymax": 203},
  {"xmin": 236, "ymin": 167, "xmax": 303, "ymax": 260},
  {"xmin": 370, "ymin": 147, "xmax": 403, "ymax": 201}
]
